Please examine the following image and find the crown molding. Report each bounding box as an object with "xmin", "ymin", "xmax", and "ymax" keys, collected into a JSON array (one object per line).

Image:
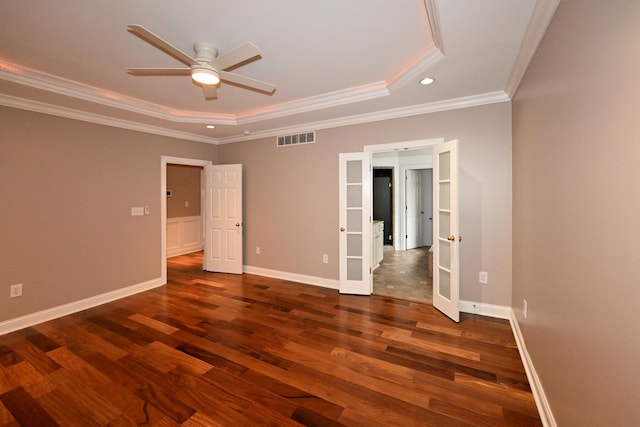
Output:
[
  {"xmin": 236, "ymin": 81, "xmax": 390, "ymax": 125},
  {"xmin": 0, "ymin": 11, "xmax": 442, "ymax": 131},
  {"xmin": 0, "ymin": 94, "xmax": 218, "ymax": 144},
  {"xmin": 424, "ymin": 0, "xmax": 444, "ymax": 53},
  {"xmin": 0, "ymin": 62, "xmax": 239, "ymax": 126},
  {"xmin": 0, "ymin": 89, "xmax": 508, "ymax": 146},
  {"xmin": 218, "ymin": 91, "xmax": 510, "ymax": 144},
  {"xmin": 505, "ymin": 0, "xmax": 561, "ymax": 97}
]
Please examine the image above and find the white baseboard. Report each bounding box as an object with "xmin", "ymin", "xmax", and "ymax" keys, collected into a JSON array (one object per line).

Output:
[
  {"xmin": 0, "ymin": 277, "xmax": 164, "ymax": 336},
  {"xmin": 509, "ymin": 309, "xmax": 557, "ymax": 427},
  {"xmin": 167, "ymin": 244, "xmax": 204, "ymax": 258},
  {"xmin": 244, "ymin": 265, "xmax": 340, "ymax": 290},
  {"xmin": 459, "ymin": 300, "xmax": 511, "ymax": 319}
]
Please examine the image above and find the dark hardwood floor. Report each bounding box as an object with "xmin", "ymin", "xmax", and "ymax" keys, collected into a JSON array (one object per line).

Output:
[{"xmin": 0, "ymin": 252, "xmax": 541, "ymax": 426}]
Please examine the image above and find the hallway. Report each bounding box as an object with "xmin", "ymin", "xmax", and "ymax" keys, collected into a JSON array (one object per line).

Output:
[{"xmin": 373, "ymin": 246, "xmax": 432, "ymax": 304}]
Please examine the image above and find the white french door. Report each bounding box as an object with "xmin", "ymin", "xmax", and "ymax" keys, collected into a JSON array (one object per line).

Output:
[
  {"xmin": 432, "ymin": 140, "xmax": 460, "ymax": 322},
  {"xmin": 204, "ymin": 164, "xmax": 243, "ymax": 274},
  {"xmin": 338, "ymin": 152, "xmax": 371, "ymax": 294}
]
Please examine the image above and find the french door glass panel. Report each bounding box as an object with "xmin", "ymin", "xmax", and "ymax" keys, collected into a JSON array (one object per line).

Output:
[{"xmin": 339, "ymin": 153, "xmax": 370, "ymax": 294}]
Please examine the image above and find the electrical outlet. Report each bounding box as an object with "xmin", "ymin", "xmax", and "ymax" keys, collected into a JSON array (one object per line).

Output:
[
  {"xmin": 479, "ymin": 271, "xmax": 488, "ymax": 284},
  {"xmin": 10, "ymin": 283, "xmax": 22, "ymax": 298},
  {"xmin": 144, "ymin": 206, "xmax": 150, "ymax": 215},
  {"xmin": 322, "ymin": 254, "xmax": 329, "ymax": 264},
  {"xmin": 523, "ymin": 299, "xmax": 528, "ymax": 319},
  {"xmin": 256, "ymin": 246, "xmax": 261, "ymax": 255}
]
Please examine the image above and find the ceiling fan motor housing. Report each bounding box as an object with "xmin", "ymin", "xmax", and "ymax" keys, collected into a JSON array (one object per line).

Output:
[{"xmin": 193, "ymin": 43, "xmax": 218, "ymax": 64}]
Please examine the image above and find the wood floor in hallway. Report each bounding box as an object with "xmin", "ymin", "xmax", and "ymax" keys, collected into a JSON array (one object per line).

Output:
[{"xmin": 0, "ymin": 252, "xmax": 541, "ymax": 426}]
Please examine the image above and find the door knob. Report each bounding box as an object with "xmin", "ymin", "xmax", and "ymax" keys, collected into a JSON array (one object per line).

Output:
[
  {"xmin": 235, "ymin": 223, "xmax": 241, "ymax": 227},
  {"xmin": 340, "ymin": 227, "xmax": 346, "ymax": 232},
  {"xmin": 447, "ymin": 235, "xmax": 455, "ymax": 241}
]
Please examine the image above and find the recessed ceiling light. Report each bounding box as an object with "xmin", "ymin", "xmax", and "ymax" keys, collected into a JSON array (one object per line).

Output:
[
  {"xmin": 420, "ymin": 77, "xmax": 435, "ymax": 85},
  {"xmin": 205, "ymin": 124, "xmax": 215, "ymax": 129}
]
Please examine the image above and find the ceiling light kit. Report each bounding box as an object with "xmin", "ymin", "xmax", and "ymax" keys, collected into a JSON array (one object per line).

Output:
[
  {"xmin": 191, "ymin": 67, "xmax": 220, "ymax": 85},
  {"xmin": 126, "ymin": 25, "xmax": 276, "ymax": 100}
]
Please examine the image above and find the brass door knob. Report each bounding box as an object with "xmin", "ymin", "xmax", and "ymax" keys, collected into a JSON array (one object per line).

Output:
[
  {"xmin": 447, "ymin": 235, "xmax": 455, "ymax": 241},
  {"xmin": 340, "ymin": 227, "xmax": 346, "ymax": 232}
]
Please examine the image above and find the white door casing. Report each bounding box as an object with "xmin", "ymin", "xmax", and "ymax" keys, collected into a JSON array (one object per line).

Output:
[
  {"xmin": 161, "ymin": 156, "xmax": 212, "ymax": 284},
  {"xmin": 339, "ymin": 152, "xmax": 371, "ymax": 294},
  {"xmin": 204, "ymin": 164, "xmax": 243, "ymax": 274},
  {"xmin": 432, "ymin": 140, "xmax": 460, "ymax": 322}
]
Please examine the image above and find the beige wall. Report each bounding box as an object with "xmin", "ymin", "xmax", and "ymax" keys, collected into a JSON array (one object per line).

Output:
[
  {"xmin": 0, "ymin": 107, "xmax": 218, "ymax": 322},
  {"xmin": 512, "ymin": 1, "xmax": 640, "ymax": 425},
  {"xmin": 220, "ymin": 101, "xmax": 513, "ymax": 305},
  {"xmin": 167, "ymin": 164, "xmax": 202, "ymax": 218}
]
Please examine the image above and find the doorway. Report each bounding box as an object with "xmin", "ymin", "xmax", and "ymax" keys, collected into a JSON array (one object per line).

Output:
[
  {"xmin": 160, "ymin": 156, "xmax": 212, "ymax": 284},
  {"xmin": 373, "ymin": 168, "xmax": 393, "ymax": 246},
  {"xmin": 370, "ymin": 148, "xmax": 434, "ymax": 304}
]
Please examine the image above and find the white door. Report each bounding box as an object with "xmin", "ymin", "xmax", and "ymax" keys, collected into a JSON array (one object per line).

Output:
[
  {"xmin": 405, "ymin": 169, "xmax": 422, "ymax": 250},
  {"xmin": 432, "ymin": 140, "xmax": 460, "ymax": 322},
  {"xmin": 339, "ymin": 152, "xmax": 371, "ymax": 294},
  {"xmin": 204, "ymin": 164, "xmax": 243, "ymax": 274},
  {"xmin": 422, "ymin": 169, "xmax": 433, "ymax": 246}
]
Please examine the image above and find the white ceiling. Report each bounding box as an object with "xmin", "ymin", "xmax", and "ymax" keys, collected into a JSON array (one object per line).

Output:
[{"xmin": 0, "ymin": 0, "xmax": 558, "ymax": 144}]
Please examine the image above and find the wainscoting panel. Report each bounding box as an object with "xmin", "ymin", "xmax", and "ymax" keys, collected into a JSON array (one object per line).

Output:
[{"xmin": 167, "ymin": 216, "xmax": 204, "ymax": 257}]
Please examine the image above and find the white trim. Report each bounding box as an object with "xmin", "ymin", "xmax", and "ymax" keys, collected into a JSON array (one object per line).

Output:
[
  {"xmin": 505, "ymin": 0, "xmax": 561, "ymax": 97},
  {"xmin": 459, "ymin": 300, "xmax": 511, "ymax": 319},
  {"xmin": 364, "ymin": 137, "xmax": 444, "ymax": 153},
  {"xmin": 510, "ymin": 309, "xmax": 557, "ymax": 427},
  {"xmin": 424, "ymin": 0, "xmax": 444, "ymax": 53},
  {"xmin": 0, "ymin": 94, "xmax": 218, "ymax": 145},
  {"xmin": 1, "ymin": 88, "xmax": 508, "ymax": 146},
  {"xmin": 244, "ymin": 266, "xmax": 340, "ymax": 290},
  {"xmin": 161, "ymin": 156, "xmax": 212, "ymax": 284},
  {"xmin": 219, "ymin": 91, "xmax": 509, "ymax": 145},
  {"xmin": 386, "ymin": 44, "xmax": 444, "ymax": 92},
  {"xmin": 0, "ymin": 278, "xmax": 163, "ymax": 336},
  {"xmin": 166, "ymin": 216, "xmax": 204, "ymax": 257}
]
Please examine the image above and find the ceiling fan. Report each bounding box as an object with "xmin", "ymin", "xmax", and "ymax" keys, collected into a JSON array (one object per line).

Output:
[{"xmin": 126, "ymin": 25, "xmax": 276, "ymax": 100}]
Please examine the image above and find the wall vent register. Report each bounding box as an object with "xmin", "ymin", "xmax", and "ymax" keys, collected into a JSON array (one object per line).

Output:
[{"xmin": 277, "ymin": 131, "xmax": 315, "ymax": 147}]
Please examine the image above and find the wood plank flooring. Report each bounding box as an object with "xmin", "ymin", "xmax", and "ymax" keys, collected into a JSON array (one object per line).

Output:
[{"xmin": 0, "ymin": 252, "xmax": 541, "ymax": 426}]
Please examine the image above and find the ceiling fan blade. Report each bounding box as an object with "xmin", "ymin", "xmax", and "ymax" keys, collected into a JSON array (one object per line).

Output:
[
  {"xmin": 202, "ymin": 85, "xmax": 218, "ymax": 100},
  {"xmin": 127, "ymin": 68, "xmax": 191, "ymax": 76},
  {"xmin": 212, "ymin": 42, "xmax": 262, "ymax": 71},
  {"xmin": 220, "ymin": 71, "xmax": 276, "ymax": 94},
  {"xmin": 128, "ymin": 25, "xmax": 197, "ymax": 67}
]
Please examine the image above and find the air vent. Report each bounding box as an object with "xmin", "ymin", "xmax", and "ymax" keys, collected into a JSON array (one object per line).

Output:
[{"xmin": 276, "ymin": 131, "xmax": 316, "ymax": 147}]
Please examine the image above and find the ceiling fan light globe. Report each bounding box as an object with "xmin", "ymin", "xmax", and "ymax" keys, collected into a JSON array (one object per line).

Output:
[{"xmin": 192, "ymin": 68, "xmax": 220, "ymax": 85}]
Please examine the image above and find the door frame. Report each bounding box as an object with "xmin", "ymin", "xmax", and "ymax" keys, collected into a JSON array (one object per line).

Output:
[
  {"xmin": 365, "ymin": 139, "xmax": 443, "ymax": 250},
  {"xmin": 364, "ymin": 138, "xmax": 444, "ymax": 289},
  {"xmin": 160, "ymin": 156, "xmax": 212, "ymax": 284}
]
